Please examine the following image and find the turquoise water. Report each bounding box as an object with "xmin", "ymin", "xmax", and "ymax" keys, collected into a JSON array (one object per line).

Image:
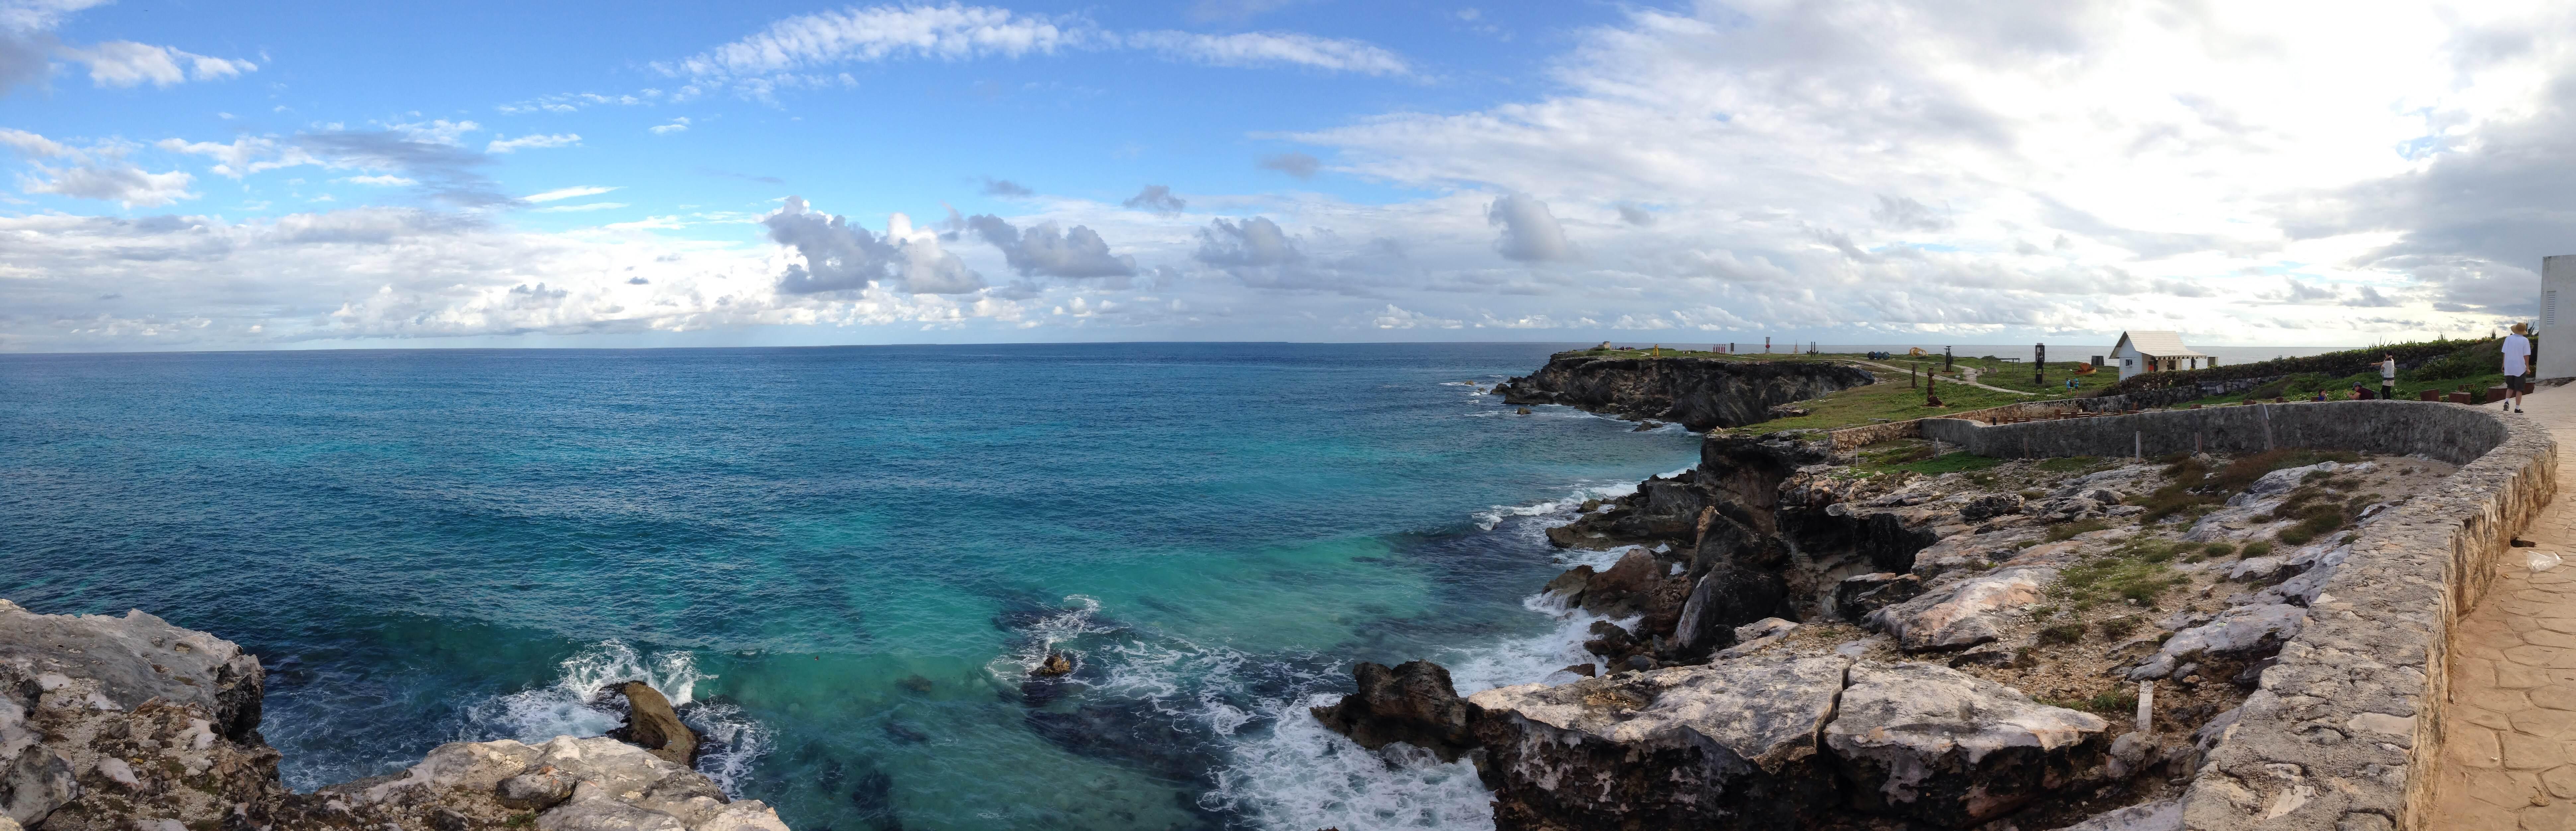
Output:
[{"xmin": 0, "ymin": 343, "xmax": 1696, "ymax": 830}]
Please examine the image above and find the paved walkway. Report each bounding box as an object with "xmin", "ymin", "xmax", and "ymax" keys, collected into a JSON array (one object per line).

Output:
[{"xmin": 2431, "ymin": 383, "xmax": 2576, "ymax": 829}]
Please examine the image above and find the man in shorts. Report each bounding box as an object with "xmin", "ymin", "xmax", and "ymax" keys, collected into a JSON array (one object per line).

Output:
[
  {"xmin": 2380, "ymin": 353, "xmax": 2396, "ymax": 401},
  {"xmin": 2504, "ymin": 323, "xmax": 2532, "ymax": 414}
]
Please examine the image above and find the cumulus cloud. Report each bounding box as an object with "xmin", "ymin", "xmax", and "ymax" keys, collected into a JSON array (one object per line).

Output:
[
  {"xmin": 965, "ymin": 215, "xmax": 1136, "ymax": 279},
  {"xmin": 980, "ymin": 177, "xmax": 1032, "ymax": 197},
  {"xmin": 21, "ymin": 162, "xmax": 195, "ymax": 207},
  {"xmin": 764, "ymin": 196, "xmax": 984, "ymax": 295},
  {"xmin": 649, "ymin": 117, "xmax": 690, "ymax": 135},
  {"xmin": 1257, "ymin": 151, "xmax": 1319, "ymax": 179},
  {"xmin": 1871, "ymin": 195, "xmax": 1949, "ymax": 232},
  {"xmin": 1487, "ymin": 192, "xmax": 1574, "ymax": 262},
  {"xmin": 1122, "ymin": 184, "xmax": 1186, "ymax": 216}
]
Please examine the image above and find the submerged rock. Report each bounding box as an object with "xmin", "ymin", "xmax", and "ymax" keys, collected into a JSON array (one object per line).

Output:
[
  {"xmin": 1470, "ymin": 655, "xmax": 1853, "ymax": 831},
  {"xmin": 1308, "ymin": 661, "xmax": 1479, "ymax": 762},
  {"xmin": 1824, "ymin": 661, "xmax": 2112, "ymax": 827}
]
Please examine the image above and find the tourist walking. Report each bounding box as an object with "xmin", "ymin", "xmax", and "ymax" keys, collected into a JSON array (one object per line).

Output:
[
  {"xmin": 2379, "ymin": 353, "xmax": 2396, "ymax": 400},
  {"xmin": 2503, "ymin": 323, "xmax": 2532, "ymax": 414}
]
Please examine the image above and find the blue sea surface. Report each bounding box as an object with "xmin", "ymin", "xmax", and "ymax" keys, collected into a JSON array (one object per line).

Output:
[{"xmin": 0, "ymin": 342, "xmax": 1697, "ymax": 831}]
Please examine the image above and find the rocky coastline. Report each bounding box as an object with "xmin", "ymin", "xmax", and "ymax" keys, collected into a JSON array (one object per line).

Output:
[
  {"xmin": 1310, "ymin": 358, "xmax": 2469, "ymax": 830},
  {"xmin": 0, "ymin": 600, "xmax": 788, "ymax": 831},
  {"xmin": 1494, "ymin": 352, "xmax": 1876, "ymax": 431}
]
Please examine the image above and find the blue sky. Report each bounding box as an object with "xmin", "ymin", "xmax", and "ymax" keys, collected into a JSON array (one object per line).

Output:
[{"xmin": 4, "ymin": 1, "xmax": 2572, "ymax": 351}]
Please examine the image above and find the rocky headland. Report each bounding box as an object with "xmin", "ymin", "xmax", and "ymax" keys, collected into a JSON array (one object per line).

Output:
[
  {"xmin": 1312, "ymin": 358, "xmax": 2470, "ymax": 830},
  {"xmin": 0, "ymin": 600, "xmax": 787, "ymax": 831},
  {"xmin": 1494, "ymin": 353, "xmax": 1876, "ymax": 431}
]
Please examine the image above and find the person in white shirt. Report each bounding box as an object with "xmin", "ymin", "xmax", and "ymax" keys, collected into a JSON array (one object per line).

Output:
[
  {"xmin": 2380, "ymin": 354, "xmax": 2396, "ymax": 401},
  {"xmin": 2503, "ymin": 323, "xmax": 2532, "ymax": 414}
]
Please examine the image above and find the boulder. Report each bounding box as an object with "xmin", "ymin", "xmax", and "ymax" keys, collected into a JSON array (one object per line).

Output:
[
  {"xmin": 607, "ymin": 682, "xmax": 700, "ymax": 766},
  {"xmin": 1833, "ymin": 573, "xmax": 1924, "ymax": 622},
  {"xmin": 1307, "ymin": 661, "xmax": 1478, "ymax": 762},
  {"xmin": 2056, "ymin": 798, "xmax": 2181, "ymax": 831},
  {"xmin": 1580, "ymin": 550, "xmax": 1663, "ymax": 618},
  {"xmin": 1874, "ymin": 567, "xmax": 2056, "ymax": 651},
  {"xmin": 1470, "ymin": 656, "xmax": 1853, "ymax": 830},
  {"xmin": 1541, "ymin": 565, "xmax": 1593, "ymax": 605},
  {"xmin": 1032, "ymin": 652, "xmax": 1073, "ymax": 677},
  {"xmin": 1959, "ymin": 493, "xmax": 2024, "ymax": 522},
  {"xmin": 1824, "ymin": 661, "xmax": 2111, "ymax": 827},
  {"xmin": 2129, "ymin": 603, "xmax": 2306, "ymax": 680}
]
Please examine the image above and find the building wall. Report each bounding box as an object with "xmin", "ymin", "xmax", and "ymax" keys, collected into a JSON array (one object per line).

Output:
[{"xmin": 2540, "ymin": 255, "xmax": 2576, "ymax": 381}]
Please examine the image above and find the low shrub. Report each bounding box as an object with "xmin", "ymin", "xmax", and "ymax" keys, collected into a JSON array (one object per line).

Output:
[
  {"xmin": 2242, "ymin": 540, "xmax": 2273, "ymax": 557},
  {"xmin": 2047, "ymin": 518, "xmax": 2111, "ymax": 541},
  {"xmin": 2037, "ymin": 622, "xmax": 2088, "ymax": 645},
  {"xmin": 2203, "ymin": 541, "xmax": 2237, "ymax": 557}
]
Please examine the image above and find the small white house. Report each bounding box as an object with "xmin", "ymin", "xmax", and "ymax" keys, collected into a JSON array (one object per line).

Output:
[{"xmin": 2110, "ymin": 331, "xmax": 2214, "ymax": 381}]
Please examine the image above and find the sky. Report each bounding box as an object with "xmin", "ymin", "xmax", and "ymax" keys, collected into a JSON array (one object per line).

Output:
[{"xmin": 3, "ymin": 0, "xmax": 2573, "ymax": 352}]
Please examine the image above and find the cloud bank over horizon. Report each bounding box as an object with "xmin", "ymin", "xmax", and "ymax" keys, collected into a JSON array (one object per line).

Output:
[{"xmin": 3, "ymin": 0, "xmax": 2573, "ymax": 352}]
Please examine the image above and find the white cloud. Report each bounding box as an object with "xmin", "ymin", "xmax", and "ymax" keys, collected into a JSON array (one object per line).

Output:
[
  {"xmin": 21, "ymin": 163, "xmax": 196, "ymax": 207},
  {"xmin": 649, "ymin": 117, "xmax": 690, "ymax": 135},
  {"xmin": 524, "ymin": 185, "xmax": 618, "ymax": 203},
  {"xmin": 485, "ymin": 133, "xmax": 580, "ymax": 153},
  {"xmin": 60, "ymin": 40, "xmax": 256, "ymax": 87},
  {"xmin": 658, "ymin": 4, "xmax": 1411, "ymax": 98},
  {"xmin": 1122, "ymin": 31, "xmax": 1410, "ymax": 77},
  {"xmin": 534, "ymin": 202, "xmax": 628, "ymax": 213},
  {"xmin": 339, "ymin": 175, "xmax": 417, "ymax": 186},
  {"xmin": 0, "ymin": 128, "xmax": 68, "ymax": 157}
]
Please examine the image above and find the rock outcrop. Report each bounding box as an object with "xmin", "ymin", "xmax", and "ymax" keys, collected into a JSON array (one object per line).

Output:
[
  {"xmin": 1497, "ymin": 355, "xmax": 1875, "ymax": 431},
  {"xmin": 1307, "ymin": 661, "xmax": 1479, "ymax": 762},
  {"xmin": 607, "ymin": 681, "xmax": 701, "ymax": 766},
  {"xmin": 1469, "ymin": 655, "xmax": 1852, "ymax": 831},
  {"xmin": 0, "ymin": 600, "xmax": 787, "ymax": 831},
  {"xmin": 1824, "ymin": 661, "xmax": 2112, "ymax": 827}
]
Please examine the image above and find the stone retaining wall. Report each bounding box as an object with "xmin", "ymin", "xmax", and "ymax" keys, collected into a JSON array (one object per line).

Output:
[{"xmin": 1918, "ymin": 401, "xmax": 2555, "ymax": 830}]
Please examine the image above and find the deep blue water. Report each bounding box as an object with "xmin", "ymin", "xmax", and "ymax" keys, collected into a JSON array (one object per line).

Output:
[{"xmin": 0, "ymin": 343, "xmax": 1697, "ymax": 831}]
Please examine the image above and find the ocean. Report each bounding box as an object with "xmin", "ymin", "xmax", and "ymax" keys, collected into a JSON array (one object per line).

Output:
[{"xmin": 0, "ymin": 343, "xmax": 1700, "ymax": 831}]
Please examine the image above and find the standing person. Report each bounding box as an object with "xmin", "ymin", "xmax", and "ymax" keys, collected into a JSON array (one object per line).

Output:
[
  {"xmin": 2504, "ymin": 323, "xmax": 2533, "ymax": 414},
  {"xmin": 2380, "ymin": 353, "xmax": 2396, "ymax": 401}
]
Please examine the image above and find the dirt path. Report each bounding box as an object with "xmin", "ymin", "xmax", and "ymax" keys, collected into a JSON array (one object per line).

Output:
[
  {"xmin": 2428, "ymin": 383, "xmax": 2576, "ymax": 829},
  {"xmin": 1851, "ymin": 359, "xmax": 2038, "ymax": 397}
]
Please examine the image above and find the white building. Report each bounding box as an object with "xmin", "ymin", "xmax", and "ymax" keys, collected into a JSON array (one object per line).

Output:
[
  {"xmin": 2110, "ymin": 331, "xmax": 2214, "ymax": 381},
  {"xmin": 2540, "ymin": 255, "xmax": 2576, "ymax": 381}
]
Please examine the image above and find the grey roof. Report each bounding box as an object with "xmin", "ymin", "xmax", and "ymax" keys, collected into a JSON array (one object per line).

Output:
[{"xmin": 2115, "ymin": 330, "xmax": 2210, "ymax": 358}]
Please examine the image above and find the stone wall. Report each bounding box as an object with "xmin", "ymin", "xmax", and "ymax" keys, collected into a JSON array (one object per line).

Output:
[
  {"xmin": 1826, "ymin": 397, "xmax": 2138, "ymax": 450},
  {"xmin": 1917, "ymin": 401, "xmax": 2556, "ymax": 831}
]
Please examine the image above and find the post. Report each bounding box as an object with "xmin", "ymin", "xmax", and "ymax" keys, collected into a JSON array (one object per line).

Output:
[
  {"xmin": 1944, "ymin": 346, "xmax": 1954, "ymax": 371},
  {"xmin": 2134, "ymin": 431, "xmax": 2141, "ymax": 459},
  {"xmin": 1765, "ymin": 336, "xmax": 1772, "ymax": 354},
  {"xmin": 2034, "ymin": 343, "xmax": 2046, "ymax": 387},
  {"xmin": 1911, "ymin": 365, "xmax": 1917, "ymax": 388},
  {"xmin": 2136, "ymin": 681, "xmax": 2154, "ymax": 733}
]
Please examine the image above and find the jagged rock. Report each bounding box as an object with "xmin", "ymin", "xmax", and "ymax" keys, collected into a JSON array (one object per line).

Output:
[
  {"xmin": 1307, "ymin": 661, "xmax": 1478, "ymax": 762},
  {"xmin": 2225, "ymin": 555, "xmax": 2293, "ymax": 583},
  {"xmin": 1732, "ymin": 617, "xmax": 1797, "ymax": 643},
  {"xmin": 1583, "ymin": 620, "xmax": 1638, "ymax": 661},
  {"xmin": 2106, "ymin": 730, "xmax": 2164, "ymax": 779},
  {"xmin": 1766, "ymin": 404, "xmax": 1810, "ymax": 418},
  {"xmin": 1542, "ymin": 565, "xmax": 1594, "ymax": 604},
  {"xmin": 1470, "ymin": 656, "xmax": 1854, "ymax": 830},
  {"xmin": 1632, "ymin": 420, "xmax": 1663, "ymax": 431},
  {"xmin": 1506, "ymin": 356, "xmax": 1874, "ymax": 431},
  {"xmin": 0, "ymin": 600, "xmax": 794, "ymax": 831},
  {"xmin": 2056, "ymin": 798, "xmax": 2181, "ymax": 830},
  {"xmin": 1824, "ymin": 661, "xmax": 2111, "ymax": 827},
  {"xmin": 1959, "ymin": 493, "xmax": 2024, "ymax": 522},
  {"xmin": 1833, "ymin": 573, "xmax": 1924, "ymax": 622},
  {"xmin": 2224, "ymin": 462, "xmax": 2367, "ymax": 507},
  {"xmin": 2128, "ymin": 603, "xmax": 2306, "ymax": 680},
  {"xmin": 607, "ymin": 682, "xmax": 700, "ymax": 766},
  {"xmin": 499, "ymin": 768, "xmax": 576, "ymax": 810},
  {"xmin": 1032, "ymin": 652, "xmax": 1073, "ymax": 677},
  {"xmin": 1560, "ymin": 664, "xmax": 1596, "ymax": 678},
  {"xmin": 1580, "ymin": 550, "xmax": 1662, "ymax": 618},
  {"xmin": 1874, "ymin": 567, "xmax": 2056, "ymax": 651}
]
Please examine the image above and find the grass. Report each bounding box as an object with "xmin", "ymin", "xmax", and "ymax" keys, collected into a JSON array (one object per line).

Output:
[
  {"xmin": 2037, "ymin": 622, "xmax": 2088, "ymax": 645},
  {"xmin": 2056, "ymin": 539, "xmax": 2189, "ymax": 609},
  {"xmin": 2174, "ymin": 367, "xmax": 2509, "ymax": 407},
  {"xmin": 2242, "ymin": 540, "xmax": 2273, "ymax": 557},
  {"xmin": 2043, "ymin": 690, "xmax": 2140, "ymax": 716},
  {"xmin": 2045, "ymin": 518, "xmax": 2111, "ymax": 542}
]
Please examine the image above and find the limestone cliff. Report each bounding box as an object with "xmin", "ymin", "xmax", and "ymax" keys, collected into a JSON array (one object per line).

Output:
[
  {"xmin": 1496, "ymin": 355, "xmax": 1876, "ymax": 431},
  {"xmin": 0, "ymin": 600, "xmax": 788, "ymax": 831}
]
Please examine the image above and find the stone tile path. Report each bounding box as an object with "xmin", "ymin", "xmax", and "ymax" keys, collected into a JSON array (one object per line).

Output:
[{"xmin": 2432, "ymin": 383, "xmax": 2576, "ymax": 830}]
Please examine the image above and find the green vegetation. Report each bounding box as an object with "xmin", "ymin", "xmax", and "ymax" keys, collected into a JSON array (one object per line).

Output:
[
  {"xmin": 2056, "ymin": 538, "xmax": 2190, "ymax": 609},
  {"xmin": 2241, "ymin": 540, "xmax": 2273, "ymax": 557},
  {"xmin": 2097, "ymin": 614, "xmax": 2142, "ymax": 638},
  {"xmin": 2043, "ymin": 689, "xmax": 2141, "ymax": 716},
  {"xmin": 1849, "ymin": 443, "xmax": 2006, "ymax": 476},
  {"xmin": 2127, "ymin": 449, "xmax": 2363, "ymax": 521},
  {"xmin": 2037, "ymin": 622, "xmax": 2088, "ymax": 645},
  {"xmin": 2045, "ymin": 518, "xmax": 2111, "ymax": 542},
  {"xmin": 2202, "ymin": 541, "xmax": 2236, "ymax": 557},
  {"xmin": 2034, "ymin": 456, "xmax": 2105, "ymax": 473}
]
